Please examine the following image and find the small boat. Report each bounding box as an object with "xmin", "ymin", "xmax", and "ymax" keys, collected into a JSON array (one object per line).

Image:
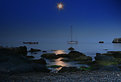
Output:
[
  {"xmin": 68, "ymin": 41, "xmax": 78, "ymax": 44},
  {"xmin": 99, "ymin": 41, "xmax": 104, "ymax": 43},
  {"xmin": 23, "ymin": 42, "xmax": 39, "ymax": 44},
  {"xmin": 68, "ymin": 26, "xmax": 78, "ymax": 44}
]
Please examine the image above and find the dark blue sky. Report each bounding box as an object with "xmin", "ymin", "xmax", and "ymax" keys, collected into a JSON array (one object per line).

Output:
[{"xmin": 0, "ymin": 0, "xmax": 121, "ymax": 42}]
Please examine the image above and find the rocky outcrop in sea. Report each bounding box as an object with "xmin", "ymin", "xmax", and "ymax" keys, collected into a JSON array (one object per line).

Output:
[
  {"xmin": 112, "ymin": 38, "xmax": 121, "ymax": 43},
  {"xmin": 0, "ymin": 46, "xmax": 50, "ymax": 74}
]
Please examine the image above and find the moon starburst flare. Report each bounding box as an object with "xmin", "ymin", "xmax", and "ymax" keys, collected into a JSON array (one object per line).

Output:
[{"xmin": 57, "ymin": 3, "xmax": 64, "ymax": 10}]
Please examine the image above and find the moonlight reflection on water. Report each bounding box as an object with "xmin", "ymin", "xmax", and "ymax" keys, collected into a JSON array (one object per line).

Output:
[{"xmin": 54, "ymin": 50, "xmax": 66, "ymax": 55}]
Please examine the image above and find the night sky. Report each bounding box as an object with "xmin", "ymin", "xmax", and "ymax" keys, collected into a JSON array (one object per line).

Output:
[{"xmin": 0, "ymin": 0, "xmax": 121, "ymax": 43}]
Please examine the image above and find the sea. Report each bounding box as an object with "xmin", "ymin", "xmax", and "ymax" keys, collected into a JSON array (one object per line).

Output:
[{"xmin": 1, "ymin": 41, "xmax": 121, "ymax": 72}]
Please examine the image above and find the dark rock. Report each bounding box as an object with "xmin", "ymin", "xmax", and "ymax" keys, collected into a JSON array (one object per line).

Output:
[
  {"xmin": 0, "ymin": 46, "xmax": 27, "ymax": 56},
  {"xmin": 67, "ymin": 51, "xmax": 92, "ymax": 64},
  {"xmin": 74, "ymin": 56, "xmax": 92, "ymax": 61},
  {"xmin": 96, "ymin": 53, "xmax": 101, "ymax": 55},
  {"xmin": 33, "ymin": 58, "xmax": 47, "ymax": 65},
  {"xmin": 94, "ymin": 54, "xmax": 118, "ymax": 66},
  {"xmin": 102, "ymin": 51, "xmax": 121, "ymax": 58},
  {"xmin": 41, "ymin": 53, "xmax": 59, "ymax": 59},
  {"xmin": 42, "ymin": 51, "xmax": 47, "ymax": 53},
  {"xmin": 58, "ymin": 67, "xmax": 80, "ymax": 73},
  {"xmin": 48, "ymin": 65, "xmax": 62, "ymax": 68},
  {"xmin": 26, "ymin": 56, "xmax": 34, "ymax": 58},
  {"xmin": 68, "ymin": 51, "xmax": 86, "ymax": 58},
  {"xmin": 23, "ymin": 42, "xmax": 39, "ymax": 44},
  {"xmin": 112, "ymin": 38, "xmax": 121, "ymax": 43},
  {"xmin": 29, "ymin": 48, "xmax": 41, "ymax": 52},
  {"xmin": 80, "ymin": 66, "xmax": 91, "ymax": 71},
  {"xmin": 108, "ymin": 51, "xmax": 121, "ymax": 54},
  {"xmin": 57, "ymin": 54, "xmax": 68, "ymax": 57},
  {"xmin": 0, "ymin": 47, "xmax": 50, "ymax": 74},
  {"xmin": 33, "ymin": 53, "xmax": 37, "ymax": 54},
  {"xmin": 74, "ymin": 56, "xmax": 92, "ymax": 64},
  {"xmin": 98, "ymin": 65, "xmax": 120, "ymax": 71},
  {"xmin": 95, "ymin": 54, "xmax": 115, "ymax": 62},
  {"xmin": 68, "ymin": 47, "xmax": 75, "ymax": 51},
  {"xmin": 60, "ymin": 58, "xmax": 72, "ymax": 62}
]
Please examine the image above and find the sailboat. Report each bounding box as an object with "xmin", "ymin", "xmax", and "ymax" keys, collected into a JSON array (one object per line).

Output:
[{"xmin": 68, "ymin": 26, "xmax": 78, "ymax": 44}]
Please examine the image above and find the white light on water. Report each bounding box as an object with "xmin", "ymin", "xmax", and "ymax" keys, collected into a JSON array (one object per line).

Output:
[{"xmin": 54, "ymin": 50, "xmax": 66, "ymax": 55}]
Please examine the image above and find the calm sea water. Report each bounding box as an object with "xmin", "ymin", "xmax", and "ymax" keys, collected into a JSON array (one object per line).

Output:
[
  {"xmin": 1, "ymin": 41, "xmax": 121, "ymax": 71},
  {"xmin": 1, "ymin": 41, "xmax": 121, "ymax": 57}
]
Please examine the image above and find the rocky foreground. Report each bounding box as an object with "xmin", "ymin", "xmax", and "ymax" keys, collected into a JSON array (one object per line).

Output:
[
  {"xmin": 0, "ymin": 71, "xmax": 121, "ymax": 82},
  {"xmin": 1, "ymin": 46, "xmax": 121, "ymax": 82}
]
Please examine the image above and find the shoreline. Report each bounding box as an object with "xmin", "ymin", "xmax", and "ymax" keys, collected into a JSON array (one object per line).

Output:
[
  {"xmin": 1, "ymin": 71, "xmax": 121, "ymax": 82},
  {"xmin": 1, "ymin": 46, "xmax": 121, "ymax": 81}
]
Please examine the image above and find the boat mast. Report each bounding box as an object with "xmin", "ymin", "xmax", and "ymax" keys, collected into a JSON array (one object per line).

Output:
[{"xmin": 71, "ymin": 26, "xmax": 72, "ymax": 41}]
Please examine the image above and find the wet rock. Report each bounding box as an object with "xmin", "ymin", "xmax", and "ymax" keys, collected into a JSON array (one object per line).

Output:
[
  {"xmin": 29, "ymin": 48, "xmax": 41, "ymax": 52},
  {"xmin": 41, "ymin": 53, "xmax": 59, "ymax": 59},
  {"xmin": 0, "ymin": 47, "xmax": 50, "ymax": 74},
  {"xmin": 92, "ymin": 54, "xmax": 119, "ymax": 71},
  {"xmin": 80, "ymin": 66, "xmax": 91, "ymax": 71},
  {"xmin": 42, "ymin": 51, "xmax": 47, "ymax": 53},
  {"xmin": 74, "ymin": 56, "xmax": 92, "ymax": 64},
  {"xmin": 74, "ymin": 56, "xmax": 92, "ymax": 61},
  {"xmin": 68, "ymin": 51, "xmax": 86, "ymax": 58},
  {"xmin": 0, "ymin": 46, "xmax": 27, "ymax": 56},
  {"xmin": 107, "ymin": 51, "xmax": 121, "ymax": 54},
  {"xmin": 48, "ymin": 65, "xmax": 62, "ymax": 68},
  {"xmin": 26, "ymin": 56, "xmax": 34, "ymax": 58},
  {"xmin": 95, "ymin": 54, "xmax": 117, "ymax": 66},
  {"xmin": 112, "ymin": 38, "xmax": 121, "ymax": 43},
  {"xmin": 57, "ymin": 54, "xmax": 68, "ymax": 57},
  {"xmin": 60, "ymin": 58, "xmax": 71, "ymax": 62},
  {"xmin": 58, "ymin": 67, "xmax": 80, "ymax": 73},
  {"xmin": 95, "ymin": 54, "xmax": 115, "ymax": 62},
  {"xmin": 66, "ymin": 51, "xmax": 92, "ymax": 64},
  {"xmin": 33, "ymin": 58, "xmax": 47, "ymax": 65},
  {"xmin": 101, "ymin": 51, "xmax": 121, "ymax": 58},
  {"xmin": 68, "ymin": 47, "xmax": 75, "ymax": 51}
]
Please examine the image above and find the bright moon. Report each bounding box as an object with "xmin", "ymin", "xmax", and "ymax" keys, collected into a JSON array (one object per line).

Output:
[{"xmin": 57, "ymin": 3, "xmax": 64, "ymax": 10}]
